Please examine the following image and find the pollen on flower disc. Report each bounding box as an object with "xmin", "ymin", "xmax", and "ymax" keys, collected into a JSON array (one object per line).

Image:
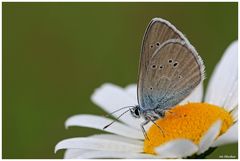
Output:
[{"xmin": 143, "ymin": 103, "xmax": 233, "ymax": 154}]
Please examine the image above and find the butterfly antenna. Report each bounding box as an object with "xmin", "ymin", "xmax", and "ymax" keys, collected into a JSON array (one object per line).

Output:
[
  {"xmin": 103, "ymin": 109, "xmax": 130, "ymax": 130},
  {"xmin": 104, "ymin": 106, "xmax": 135, "ymax": 117}
]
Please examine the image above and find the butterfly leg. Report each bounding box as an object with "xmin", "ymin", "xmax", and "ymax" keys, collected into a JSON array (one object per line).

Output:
[
  {"xmin": 149, "ymin": 118, "xmax": 165, "ymax": 137},
  {"xmin": 140, "ymin": 120, "xmax": 150, "ymax": 140}
]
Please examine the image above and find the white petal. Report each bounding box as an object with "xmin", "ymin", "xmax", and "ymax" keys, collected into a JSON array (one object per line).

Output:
[
  {"xmin": 205, "ymin": 41, "xmax": 238, "ymax": 111},
  {"xmin": 74, "ymin": 150, "xmax": 158, "ymax": 159},
  {"xmin": 211, "ymin": 122, "xmax": 238, "ymax": 147},
  {"xmin": 155, "ymin": 139, "xmax": 198, "ymax": 158},
  {"xmin": 55, "ymin": 137, "xmax": 143, "ymax": 153},
  {"xmin": 125, "ymin": 84, "xmax": 138, "ymax": 101},
  {"xmin": 91, "ymin": 83, "xmax": 144, "ymax": 129},
  {"xmin": 90, "ymin": 134, "xmax": 143, "ymax": 145},
  {"xmin": 64, "ymin": 149, "xmax": 88, "ymax": 159},
  {"xmin": 180, "ymin": 82, "xmax": 203, "ymax": 105},
  {"xmin": 197, "ymin": 120, "xmax": 222, "ymax": 154},
  {"xmin": 65, "ymin": 114, "xmax": 143, "ymax": 139},
  {"xmin": 231, "ymin": 107, "xmax": 238, "ymax": 122},
  {"xmin": 64, "ymin": 134, "xmax": 144, "ymax": 158},
  {"xmin": 223, "ymin": 82, "xmax": 238, "ymax": 111}
]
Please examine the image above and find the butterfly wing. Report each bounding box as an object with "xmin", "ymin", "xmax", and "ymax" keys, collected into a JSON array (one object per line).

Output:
[
  {"xmin": 138, "ymin": 18, "xmax": 204, "ymax": 111},
  {"xmin": 138, "ymin": 18, "xmax": 187, "ymax": 71}
]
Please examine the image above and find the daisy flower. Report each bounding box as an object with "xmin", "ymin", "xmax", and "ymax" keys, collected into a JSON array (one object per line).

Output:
[{"xmin": 55, "ymin": 40, "xmax": 238, "ymax": 159}]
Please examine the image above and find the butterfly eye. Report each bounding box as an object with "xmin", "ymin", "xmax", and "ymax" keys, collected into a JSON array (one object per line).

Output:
[
  {"xmin": 150, "ymin": 87, "xmax": 153, "ymax": 90},
  {"xmin": 134, "ymin": 109, "xmax": 139, "ymax": 116},
  {"xmin": 150, "ymin": 45, "xmax": 154, "ymax": 48},
  {"xmin": 178, "ymin": 75, "xmax": 182, "ymax": 79},
  {"xmin": 156, "ymin": 42, "xmax": 160, "ymax": 46},
  {"xmin": 168, "ymin": 59, "xmax": 173, "ymax": 63},
  {"xmin": 173, "ymin": 62, "xmax": 179, "ymax": 67}
]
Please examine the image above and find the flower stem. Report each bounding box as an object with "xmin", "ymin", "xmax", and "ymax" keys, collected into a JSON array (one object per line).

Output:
[{"xmin": 187, "ymin": 147, "xmax": 217, "ymax": 159}]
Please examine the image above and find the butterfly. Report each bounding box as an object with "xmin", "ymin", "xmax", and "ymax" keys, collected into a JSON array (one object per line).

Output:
[{"xmin": 104, "ymin": 18, "xmax": 205, "ymax": 139}]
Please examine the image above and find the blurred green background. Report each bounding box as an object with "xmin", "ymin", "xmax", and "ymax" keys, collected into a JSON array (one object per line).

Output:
[{"xmin": 2, "ymin": 2, "xmax": 238, "ymax": 159}]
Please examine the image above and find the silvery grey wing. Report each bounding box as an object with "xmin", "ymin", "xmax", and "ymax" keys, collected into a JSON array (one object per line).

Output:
[
  {"xmin": 137, "ymin": 18, "xmax": 192, "ymax": 109},
  {"xmin": 139, "ymin": 39, "xmax": 205, "ymax": 111}
]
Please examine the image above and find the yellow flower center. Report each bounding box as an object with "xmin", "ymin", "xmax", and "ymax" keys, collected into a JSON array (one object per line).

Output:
[{"xmin": 144, "ymin": 103, "xmax": 233, "ymax": 154}]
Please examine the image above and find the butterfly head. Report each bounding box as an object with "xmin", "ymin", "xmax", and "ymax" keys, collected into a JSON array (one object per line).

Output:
[{"xmin": 130, "ymin": 105, "xmax": 141, "ymax": 118}]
